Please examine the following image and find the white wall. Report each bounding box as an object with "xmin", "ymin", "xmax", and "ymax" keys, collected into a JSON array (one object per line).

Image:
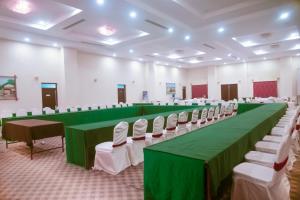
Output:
[
  {"xmin": 0, "ymin": 39, "xmax": 187, "ymax": 112},
  {"xmin": 186, "ymin": 57, "xmax": 300, "ymax": 99}
]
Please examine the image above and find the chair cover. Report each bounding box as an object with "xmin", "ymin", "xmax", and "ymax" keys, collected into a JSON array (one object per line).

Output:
[
  {"xmin": 213, "ymin": 106, "xmax": 220, "ymax": 120},
  {"xmin": 94, "ymin": 121, "xmax": 130, "ymax": 175},
  {"xmin": 206, "ymin": 107, "xmax": 215, "ymax": 124},
  {"xmin": 43, "ymin": 107, "xmax": 55, "ymax": 114},
  {"xmin": 146, "ymin": 116, "xmax": 165, "ymax": 145},
  {"xmin": 164, "ymin": 113, "xmax": 178, "ymax": 139},
  {"xmin": 219, "ymin": 105, "xmax": 225, "ymax": 118},
  {"xmin": 232, "ymin": 134, "xmax": 291, "ymax": 200},
  {"xmin": 199, "ymin": 108, "xmax": 208, "ymax": 126},
  {"xmin": 177, "ymin": 112, "xmax": 189, "ymax": 135},
  {"xmin": 127, "ymin": 119, "xmax": 148, "ymax": 166},
  {"xmin": 189, "ymin": 109, "xmax": 199, "ymax": 131}
]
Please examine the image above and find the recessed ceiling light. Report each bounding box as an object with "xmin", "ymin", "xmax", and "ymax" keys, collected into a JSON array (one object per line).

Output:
[
  {"xmin": 263, "ymin": 57, "xmax": 267, "ymax": 60},
  {"xmin": 286, "ymin": 32, "xmax": 300, "ymax": 41},
  {"xmin": 129, "ymin": 11, "xmax": 137, "ymax": 18},
  {"xmin": 168, "ymin": 28, "xmax": 174, "ymax": 33},
  {"xmin": 155, "ymin": 61, "xmax": 160, "ymax": 65},
  {"xmin": 168, "ymin": 54, "xmax": 181, "ymax": 59},
  {"xmin": 218, "ymin": 27, "xmax": 225, "ymax": 33},
  {"xmin": 253, "ymin": 50, "xmax": 268, "ymax": 55},
  {"xmin": 227, "ymin": 53, "xmax": 232, "ymax": 57},
  {"xmin": 184, "ymin": 35, "xmax": 190, "ymax": 41},
  {"xmin": 100, "ymin": 38, "xmax": 120, "ymax": 45},
  {"xmin": 11, "ymin": 0, "xmax": 32, "ymax": 14},
  {"xmin": 237, "ymin": 57, "xmax": 240, "ymax": 60},
  {"xmin": 52, "ymin": 43, "xmax": 58, "ymax": 47},
  {"xmin": 232, "ymin": 37, "xmax": 237, "ymax": 41},
  {"xmin": 214, "ymin": 57, "xmax": 222, "ymax": 61},
  {"xmin": 24, "ymin": 37, "xmax": 30, "ymax": 42},
  {"xmin": 139, "ymin": 58, "xmax": 143, "ymax": 61},
  {"xmin": 290, "ymin": 44, "xmax": 300, "ymax": 50},
  {"xmin": 96, "ymin": 0, "xmax": 105, "ymax": 5},
  {"xmin": 296, "ymin": 53, "xmax": 300, "ymax": 56},
  {"xmin": 189, "ymin": 59, "xmax": 202, "ymax": 64},
  {"xmin": 113, "ymin": 53, "xmax": 116, "ymax": 57},
  {"xmin": 241, "ymin": 40, "xmax": 258, "ymax": 47},
  {"xmin": 223, "ymin": 62, "xmax": 227, "ymax": 65},
  {"xmin": 98, "ymin": 25, "xmax": 116, "ymax": 36},
  {"xmin": 279, "ymin": 12, "xmax": 290, "ymax": 20},
  {"xmin": 153, "ymin": 53, "xmax": 159, "ymax": 56},
  {"xmin": 196, "ymin": 51, "xmax": 206, "ymax": 55},
  {"xmin": 129, "ymin": 49, "xmax": 134, "ymax": 53},
  {"xmin": 166, "ymin": 63, "xmax": 169, "ymax": 66}
]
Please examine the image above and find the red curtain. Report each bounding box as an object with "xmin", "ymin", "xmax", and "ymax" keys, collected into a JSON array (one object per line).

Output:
[
  {"xmin": 253, "ymin": 81, "xmax": 278, "ymax": 98},
  {"xmin": 192, "ymin": 84, "xmax": 208, "ymax": 98}
]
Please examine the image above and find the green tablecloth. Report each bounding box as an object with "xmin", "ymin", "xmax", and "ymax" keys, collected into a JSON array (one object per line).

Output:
[
  {"xmin": 65, "ymin": 105, "xmax": 210, "ymax": 169},
  {"xmin": 144, "ymin": 103, "xmax": 286, "ymax": 200}
]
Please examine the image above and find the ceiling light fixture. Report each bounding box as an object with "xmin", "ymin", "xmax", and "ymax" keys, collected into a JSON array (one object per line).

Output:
[
  {"xmin": 227, "ymin": 53, "xmax": 232, "ymax": 57},
  {"xmin": 232, "ymin": 37, "xmax": 237, "ymax": 41},
  {"xmin": 129, "ymin": 11, "xmax": 137, "ymax": 18},
  {"xmin": 96, "ymin": 0, "xmax": 105, "ymax": 5},
  {"xmin": 263, "ymin": 57, "xmax": 267, "ymax": 60},
  {"xmin": 290, "ymin": 44, "xmax": 300, "ymax": 50},
  {"xmin": 237, "ymin": 57, "xmax": 240, "ymax": 60},
  {"xmin": 286, "ymin": 32, "xmax": 300, "ymax": 41},
  {"xmin": 98, "ymin": 25, "xmax": 116, "ymax": 36},
  {"xmin": 296, "ymin": 53, "xmax": 300, "ymax": 56},
  {"xmin": 196, "ymin": 51, "xmax": 206, "ymax": 55},
  {"xmin": 253, "ymin": 50, "xmax": 268, "ymax": 55},
  {"xmin": 214, "ymin": 57, "xmax": 222, "ymax": 61},
  {"xmin": 52, "ymin": 43, "xmax": 58, "ymax": 47},
  {"xmin": 218, "ymin": 27, "xmax": 225, "ymax": 33},
  {"xmin": 279, "ymin": 12, "xmax": 290, "ymax": 20},
  {"xmin": 24, "ymin": 37, "xmax": 30, "ymax": 42},
  {"xmin": 100, "ymin": 38, "xmax": 120, "ymax": 45},
  {"xmin": 168, "ymin": 28, "xmax": 174, "ymax": 33},
  {"xmin": 241, "ymin": 40, "xmax": 258, "ymax": 47},
  {"xmin": 11, "ymin": 0, "xmax": 32, "ymax": 14},
  {"xmin": 189, "ymin": 59, "xmax": 201, "ymax": 64},
  {"xmin": 129, "ymin": 49, "xmax": 134, "ymax": 53},
  {"xmin": 153, "ymin": 53, "xmax": 159, "ymax": 56},
  {"xmin": 184, "ymin": 35, "xmax": 190, "ymax": 41},
  {"xmin": 168, "ymin": 54, "xmax": 181, "ymax": 59},
  {"xmin": 113, "ymin": 53, "xmax": 116, "ymax": 57}
]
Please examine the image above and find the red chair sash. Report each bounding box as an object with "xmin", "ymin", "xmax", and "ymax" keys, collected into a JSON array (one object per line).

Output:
[
  {"xmin": 273, "ymin": 156, "xmax": 289, "ymax": 171},
  {"xmin": 296, "ymin": 124, "xmax": 300, "ymax": 130},
  {"xmin": 112, "ymin": 141, "xmax": 126, "ymax": 148},
  {"xmin": 200, "ymin": 121, "xmax": 206, "ymax": 124},
  {"xmin": 178, "ymin": 121, "xmax": 188, "ymax": 125},
  {"xmin": 132, "ymin": 136, "xmax": 146, "ymax": 141},
  {"xmin": 191, "ymin": 121, "xmax": 197, "ymax": 124},
  {"xmin": 233, "ymin": 109, "xmax": 238, "ymax": 112},
  {"xmin": 207, "ymin": 118, "xmax": 213, "ymax": 121},
  {"xmin": 166, "ymin": 127, "xmax": 176, "ymax": 131},
  {"xmin": 152, "ymin": 133, "xmax": 163, "ymax": 138}
]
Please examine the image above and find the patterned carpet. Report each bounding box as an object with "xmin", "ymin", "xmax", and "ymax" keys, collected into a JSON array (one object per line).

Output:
[{"xmin": 0, "ymin": 136, "xmax": 299, "ymax": 200}]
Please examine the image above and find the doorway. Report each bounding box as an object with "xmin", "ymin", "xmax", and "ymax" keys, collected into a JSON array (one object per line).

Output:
[
  {"xmin": 182, "ymin": 86, "xmax": 186, "ymax": 100},
  {"xmin": 221, "ymin": 84, "xmax": 238, "ymax": 101},
  {"xmin": 41, "ymin": 83, "xmax": 58, "ymax": 109},
  {"xmin": 117, "ymin": 84, "xmax": 126, "ymax": 103}
]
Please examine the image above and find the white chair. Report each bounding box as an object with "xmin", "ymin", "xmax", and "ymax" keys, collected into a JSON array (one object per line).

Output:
[
  {"xmin": 232, "ymin": 134, "xmax": 291, "ymax": 200},
  {"xmin": 199, "ymin": 108, "xmax": 208, "ymax": 127},
  {"xmin": 93, "ymin": 122, "xmax": 131, "ymax": 175},
  {"xmin": 233, "ymin": 103, "xmax": 238, "ymax": 115},
  {"xmin": 81, "ymin": 105, "xmax": 90, "ymax": 111},
  {"xmin": 213, "ymin": 106, "xmax": 220, "ymax": 121},
  {"xmin": 16, "ymin": 109, "xmax": 28, "ymax": 117},
  {"xmin": 189, "ymin": 109, "xmax": 199, "ymax": 131},
  {"xmin": 219, "ymin": 105, "xmax": 225, "ymax": 119},
  {"xmin": 146, "ymin": 116, "xmax": 165, "ymax": 145},
  {"xmin": 56, "ymin": 107, "xmax": 67, "ymax": 113},
  {"xmin": 126, "ymin": 119, "xmax": 148, "ymax": 166},
  {"xmin": 206, "ymin": 107, "xmax": 215, "ymax": 125},
  {"xmin": 68, "ymin": 106, "xmax": 77, "ymax": 112},
  {"xmin": 225, "ymin": 104, "xmax": 233, "ymax": 117},
  {"xmin": 91, "ymin": 104, "xmax": 99, "ymax": 110},
  {"xmin": 163, "ymin": 113, "xmax": 178, "ymax": 140},
  {"xmin": 176, "ymin": 111, "xmax": 189, "ymax": 135},
  {"xmin": 43, "ymin": 107, "xmax": 55, "ymax": 114},
  {"xmin": 0, "ymin": 110, "xmax": 13, "ymax": 119}
]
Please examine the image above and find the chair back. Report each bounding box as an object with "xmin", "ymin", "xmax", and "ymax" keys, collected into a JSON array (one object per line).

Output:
[
  {"xmin": 132, "ymin": 119, "xmax": 148, "ymax": 140},
  {"xmin": 191, "ymin": 109, "xmax": 199, "ymax": 124},
  {"xmin": 81, "ymin": 105, "xmax": 89, "ymax": 111},
  {"xmin": 0, "ymin": 110, "xmax": 13, "ymax": 118},
  {"xmin": 200, "ymin": 108, "xmax": 208, "ymax": 124},
  {"xmin": 214, "ymin": 106, "xmax": 220, "ymax": 119},
  {"xmin": 178, "ymin": 112, "xmax": 188, "ymax": 124},
  {"xmin": 219, "ymin": 105, "xmax": 225, "ymax": 117},
  {"xmin": 225, "ymin": 104, "xmax": 233, "ymax": 116},
  {"xmin": 152, "ymin": 116, "xmax": 165, "ymax": 137},
  {"xmin": 43, "ymin": 107, "xmax": 55, "ymax": 114},
  {"xmin": 233, "ymin": 103, "xmax": 238, "ymax": 112},
  {"xmin": 166, "ymin": 113, "xmax": 178, "ymax": 131},
  {"xmin": 207, "ymin": 107, "xmax": 215, "ymax": 121},
  {"xmin": 112, "ymin": 121, "xmax": 129, "ymax": 147}
]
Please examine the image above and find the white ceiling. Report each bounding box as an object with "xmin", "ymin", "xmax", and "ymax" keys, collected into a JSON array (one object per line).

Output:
[{"xmin": 0, "ymin": 0, "xmax": 299, "ymax": 68}]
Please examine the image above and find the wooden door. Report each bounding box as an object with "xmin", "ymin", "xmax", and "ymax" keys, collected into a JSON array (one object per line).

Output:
[
  {"xmin": 117, "ymin": 84, "xmax": 126, "ymax": 103},
  {"xmin": 221, "ymin": 84, "xmax": 229, "ymax": 101},
  {"xmin": 41, "ymin": 83, "xmax": 58, "ymax": 109},
  {"xmin": 182, "ymin": 86, "xmax": 186, "ymax": 100}
]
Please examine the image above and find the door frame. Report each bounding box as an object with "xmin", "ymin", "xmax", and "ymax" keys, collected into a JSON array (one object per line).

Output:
[{"xmin": 41, "ymin": 82, "xmax": 58, "ymax": 109}]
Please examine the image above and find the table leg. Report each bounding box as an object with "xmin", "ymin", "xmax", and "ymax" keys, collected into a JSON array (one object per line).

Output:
[
  {"xmin": 6, "ymin": 140, "xmax": 8, "ymax": 149},
  {"xmin": 61, "ymin": 137, "xmax": 64, "ymax": 152},
  {"xmin": 30, "ymin": 144, "xmax": 33, "ymax": 160}
]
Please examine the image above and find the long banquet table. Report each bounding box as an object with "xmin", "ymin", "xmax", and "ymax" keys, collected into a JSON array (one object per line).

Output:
[{"xmin": 144, "ymin": 103, "xmax": 286, "ymax": 200}]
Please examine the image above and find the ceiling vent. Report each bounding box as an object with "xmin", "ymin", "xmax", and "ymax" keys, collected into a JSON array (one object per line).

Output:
[
  {"xmin": 260, "ymin": 32, "xmax": 272, "ymax": 38},
  {"xmin": 203, "ymin": 43, "xmax": 215, "ymax": 50},
  {"xmin": 63, "ymin": 19, "xmax": 85, "ymax": 30},
  {"xmin": 270, "ymin": 43, "xmax": 280, "ymax": 48},
  {"xmin": 145, "ymin": 19, "xmax": 168, "ymax": 30}
]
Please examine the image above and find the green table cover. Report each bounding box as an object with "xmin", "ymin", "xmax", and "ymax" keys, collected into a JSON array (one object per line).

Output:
[{"xmin": 144, "ymin": 103, "xmax": 286, "ymax": 200}]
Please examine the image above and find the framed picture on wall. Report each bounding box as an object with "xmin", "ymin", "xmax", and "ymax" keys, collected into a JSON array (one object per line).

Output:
[
  {"xmin": 0, "ymin": 75, "xmax": 17, "ymax": 100},
  {"xmin": 166, "ymin": 82, "xmax": 176, "ymax": 94}
]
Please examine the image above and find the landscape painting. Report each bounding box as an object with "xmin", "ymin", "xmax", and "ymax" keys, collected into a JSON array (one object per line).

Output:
[
  {"xmin": 0, "ymin": 76, "xmax": 17, "ymax": 100},
  {"xmin": 166, "ymin": 82, "xmax": 176, "ymax": 94}
]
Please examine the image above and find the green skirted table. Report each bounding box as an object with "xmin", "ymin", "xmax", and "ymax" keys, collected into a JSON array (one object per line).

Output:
[
  {"xmin": 65, "ymin": 105, "xmax": 211, "ymax": 169},
  {"xmin": 144, "ymin": 103, "xmax": 286, "ymax": 200}
]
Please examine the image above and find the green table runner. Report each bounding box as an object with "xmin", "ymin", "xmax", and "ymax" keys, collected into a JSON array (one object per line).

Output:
[{"xmin": 144, "ymin": 103, "xmax": 286, "ymax": 199}]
